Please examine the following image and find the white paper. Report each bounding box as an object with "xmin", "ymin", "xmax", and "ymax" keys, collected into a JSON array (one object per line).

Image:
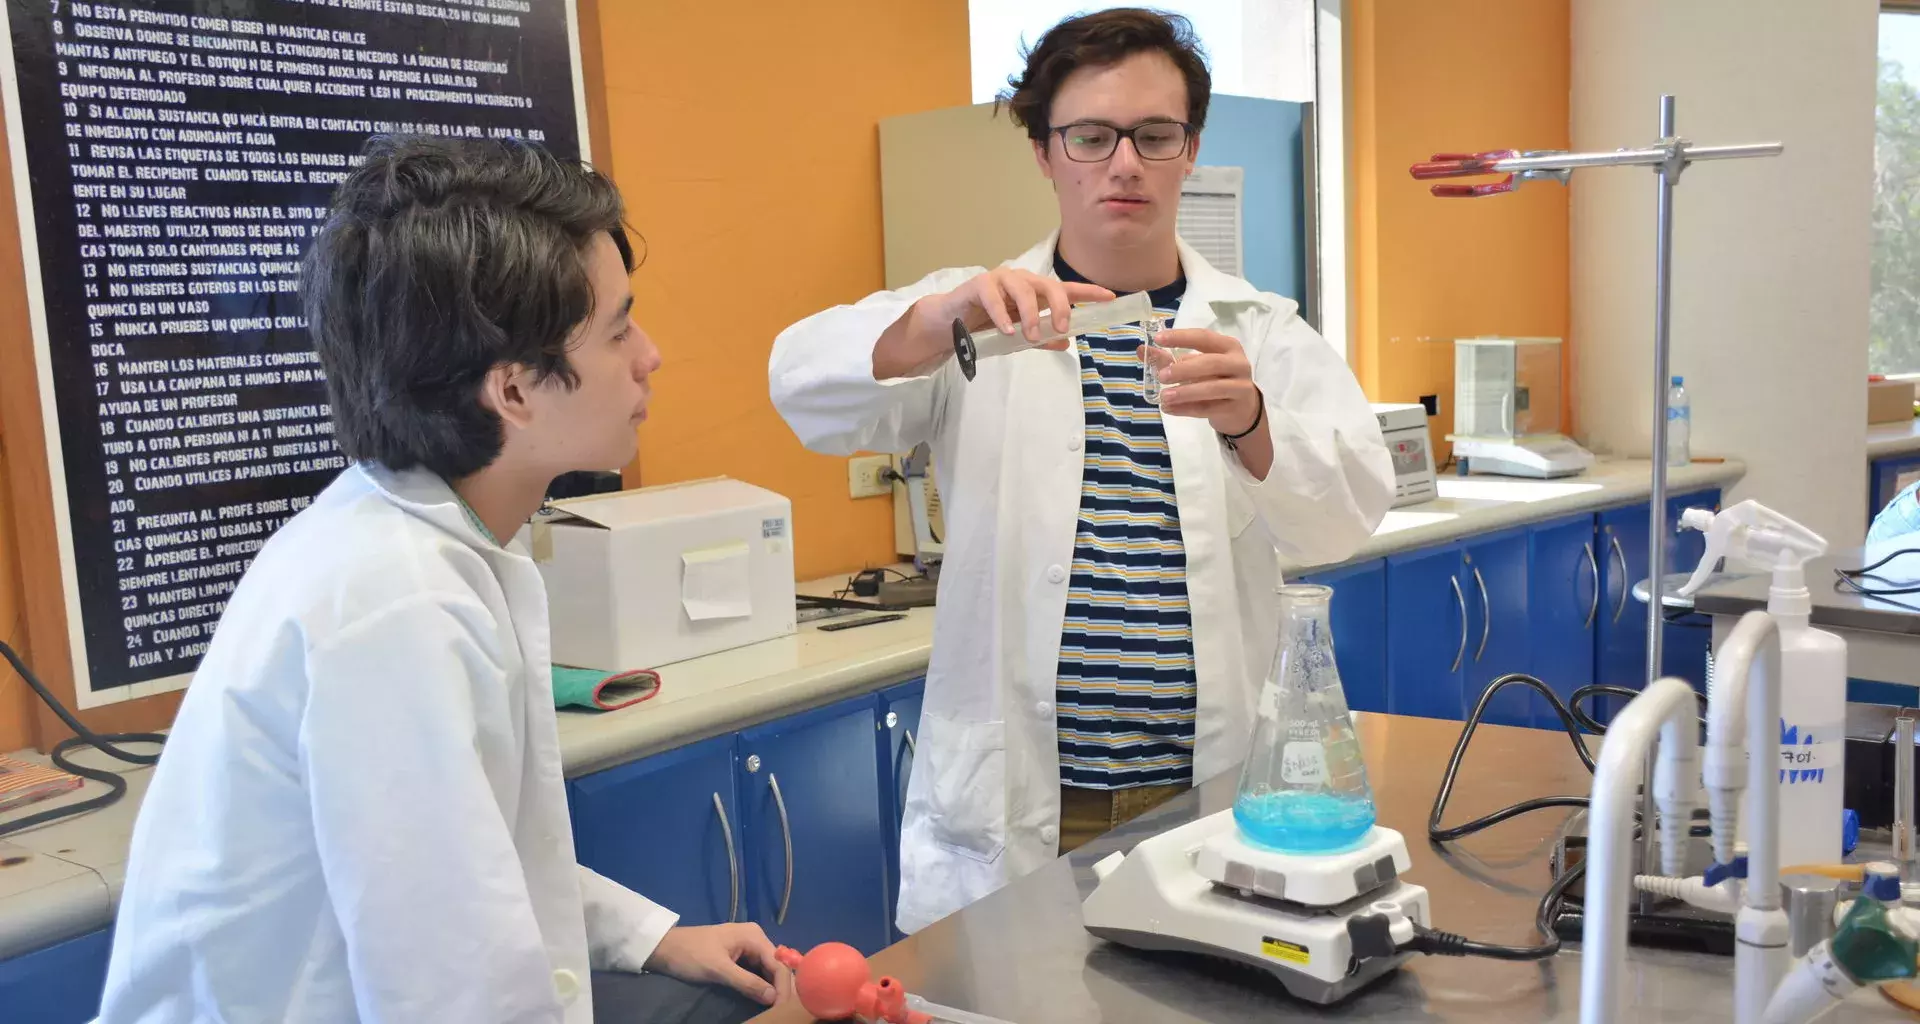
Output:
[
  {"xmin": 681, "ymin": 542, "xmax": 753, "ymax": 622},
  {"xmin": 1178, "ymin": 166, "xmax": 1245, "ymax": 277},
  {"xmin": 1281, "ymin": 741, "xmax": 1328, "ymax": 785}
]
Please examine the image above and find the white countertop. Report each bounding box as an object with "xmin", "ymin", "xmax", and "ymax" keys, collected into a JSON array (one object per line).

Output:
[
  {"xmin": 0, "ymin": 455, "xmax": 1743, "ymax": 961},
  {"xmin": 1280, "ymin": 457, "xmax": 1744, "ymax": 574},
  {"xmin": 1869, "ymin": 417, "xmax": 1920, "ymax": 460}
]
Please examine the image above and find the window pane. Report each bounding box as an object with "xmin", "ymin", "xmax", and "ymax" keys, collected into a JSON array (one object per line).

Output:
[
  {"xmin": 968, "ymin": 0, "xmax": 1315, "ymax": 105},
  {"xmin": 1875, "ymin": 11, "xmax": 1920, "ymax": 374}
]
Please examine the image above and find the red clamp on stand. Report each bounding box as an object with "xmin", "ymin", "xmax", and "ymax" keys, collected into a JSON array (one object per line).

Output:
[
  {"xmin": 774, "ymin": 943, "xmax": 932, "ymax": 1024},
  {"xmin": 1408, "ymin": 150, "xmax": 1524, "ymax": 197}
]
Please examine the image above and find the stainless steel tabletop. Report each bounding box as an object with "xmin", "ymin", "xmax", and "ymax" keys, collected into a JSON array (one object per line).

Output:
[
  {"xmin": 1692, "ymin": 542, "xmax": 1920, "ymax": 637},
  {"xmin": 751, "ymin": 714, "xmax": 1913, "ymax": 1023}
]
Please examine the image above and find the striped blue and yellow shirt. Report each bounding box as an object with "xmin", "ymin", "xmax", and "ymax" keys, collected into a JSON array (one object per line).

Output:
[{"xmin": 1054, "ymin": 256, "xmax": 1195, "ymax": 791}]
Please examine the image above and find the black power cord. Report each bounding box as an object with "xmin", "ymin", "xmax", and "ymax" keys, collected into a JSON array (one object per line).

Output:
[
  {"xmin": 1419, "ymin": 672, "xmax": 1709, "ymax": 962},
  {"xmin": 1834, "ymin": 546, "xmax": 1920, "ymax": 597},
  {"xmin": 0, "ymin": 638, "xmax": 165, "ymax": 838}
]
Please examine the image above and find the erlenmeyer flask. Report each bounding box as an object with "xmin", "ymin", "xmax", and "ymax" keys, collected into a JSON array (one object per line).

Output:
[{"xmin": 1232, "ymin": 584, "xmax": 1377, "ymax": 852}]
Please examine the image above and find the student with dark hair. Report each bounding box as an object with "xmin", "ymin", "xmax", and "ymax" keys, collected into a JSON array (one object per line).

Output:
[
  {"xmin": 770, "ymin": 9, "xmax": 1393, "ymax": 935},
  {"xmin": 97, "ymin": 136, "xmax": 789, "ymax": 1024}
]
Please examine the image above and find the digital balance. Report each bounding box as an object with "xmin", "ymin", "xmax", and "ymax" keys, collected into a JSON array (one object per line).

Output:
[
  {"xmin": 1080, "ymin": 584, "xmax": 1430, "ymax": 1005},
  {"xmin": 1448, "ymin": 336, "xmax": 1595, "ymax": 478}
]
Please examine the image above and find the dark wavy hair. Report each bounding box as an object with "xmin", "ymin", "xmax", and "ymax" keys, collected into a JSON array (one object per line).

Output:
[
  {"xmin": 999, "ymin": 8, "xmax": 1212, "ymax": 144},
  {"xmin": 301, "ymin": 135, "xmax": 635, "ymax": 479}
]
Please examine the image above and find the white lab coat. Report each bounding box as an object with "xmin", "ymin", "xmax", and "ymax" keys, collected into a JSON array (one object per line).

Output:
[
  {"xmin": 768, "ymin": 235, "xmax": 1394, "ymax": 934},
  {"xmin": 97, "ymin": 463, "xmax": 677, "ymax": 1024}
]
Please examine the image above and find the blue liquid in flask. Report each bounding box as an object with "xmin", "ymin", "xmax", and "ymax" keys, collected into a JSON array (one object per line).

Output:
[
  {"xmin": 1234, "ymin": 790, "xmax": 1376, "ymax": 853},
  {"xmin": 1232, "ymin": 584, "xmax": 1378, "ymax": 854}
]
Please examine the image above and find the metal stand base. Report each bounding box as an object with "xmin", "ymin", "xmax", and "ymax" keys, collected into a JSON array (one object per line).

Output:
[{"xmin": 1550, "ymin": 830, "xmax": 1735, "ymax": 956}]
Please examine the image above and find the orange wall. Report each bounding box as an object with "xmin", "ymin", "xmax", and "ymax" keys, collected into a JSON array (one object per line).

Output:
[
  {"xmin": 1349, "ymin": 0, "xmax": 1571, "ymax": 450},
  {"xmin": 598, "ymin": 3, "xmax": 971, "ymax": 582},
  {"xmin": 1, "ymin": 94, "xmax": 41, "ymax": 751},
  {"xmin": 0, "ymin": 438, "xmax": 36, "ymax": 753}
]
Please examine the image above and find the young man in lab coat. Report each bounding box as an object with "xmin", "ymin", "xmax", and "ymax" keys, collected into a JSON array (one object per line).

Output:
[
  {"xmin": 98, "ymin": 137, "xmax": 790, "ymax": 1023},
  {"xmin": 769, "ymin": 9, "xmax": 1393, "ymax": 935}
]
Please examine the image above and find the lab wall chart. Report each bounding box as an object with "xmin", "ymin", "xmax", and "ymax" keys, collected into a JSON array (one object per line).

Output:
[{"xmin": 0, "ymin": 0, "xmax": 588, "ymax": 706}]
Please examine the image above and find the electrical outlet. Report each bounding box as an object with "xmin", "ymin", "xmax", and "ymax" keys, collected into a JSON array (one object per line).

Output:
[{"xmin": 848, "ymin": 455, "xmax": 892, "ymax": 498}]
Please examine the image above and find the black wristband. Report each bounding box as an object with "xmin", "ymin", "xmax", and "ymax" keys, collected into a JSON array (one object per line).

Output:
[{"xmin": 1220, "ymin": 394, "xmax": 1266, "ymax": 447}]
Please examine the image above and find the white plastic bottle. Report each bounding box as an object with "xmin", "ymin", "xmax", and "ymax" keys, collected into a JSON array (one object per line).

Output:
[
  {"xmin": 1666, "ymin": 376, "xmax": 1691, "ymax": 467},
  {"xmin": 1678, "ymin": 501, "xmax": 1847, "ymax": 868}
]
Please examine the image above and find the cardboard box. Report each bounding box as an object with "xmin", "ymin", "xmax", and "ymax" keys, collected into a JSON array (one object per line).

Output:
[
  {"xmin": 1869, "ymin": 378, "xmax": 1917, "ymax": 425},
  {"xmin": 534, "ymin": 478, "xmax": 796, "ymax": 672}
]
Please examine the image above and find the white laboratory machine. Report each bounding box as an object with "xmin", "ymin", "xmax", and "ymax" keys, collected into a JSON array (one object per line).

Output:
[
  {"xmin": 1083, "ymin": 813, "xmax": 1427, "ymax": 1004},
  {"xmin": 1448, "ymin": 336, "xmax": 1595, "ymax": 478},
  {"xmin": 1371, "ymin": 402, "xmax": 1437, "ymax": 507}
]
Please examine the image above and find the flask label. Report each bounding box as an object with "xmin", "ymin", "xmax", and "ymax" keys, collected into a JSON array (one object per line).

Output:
[
  {"xmin": 1281, "ymin": 741, "xmax": 1328, "ymax": 785},
  {"xmin": 1261, "ymin": 936, "xmax": 1311, "ymax": 965}
]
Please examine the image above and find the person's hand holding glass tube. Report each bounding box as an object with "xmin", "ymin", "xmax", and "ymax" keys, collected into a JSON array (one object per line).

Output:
[
  {"xmin": 1139, "ymin": 324, "xmax": 1273, "ymax": 477},
  {"xmin": 871, "ymin": 268, "xmax": 1115, "ymax": 380}
]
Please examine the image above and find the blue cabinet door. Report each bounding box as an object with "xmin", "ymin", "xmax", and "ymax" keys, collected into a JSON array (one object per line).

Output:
[
  {"xmin": 569, "ymin": 734, "xmax": 743, "ymax": 927},
  {"xmin": 876, "ymin": 680, "xmax": 924, "ymax": 941},
  {"xmin": 1386, "ymin": 544, "xmax": 1466, "ymax": 721},
  {"xmin": 1462, "ymin": 529, "xmax": 1533, "ymax": 728},
  {"xmin": 737, "ymin": 696, "xmax": 891, "ymax": 955},
  {"xmin": 1528, "ymin": 513, "xmax": 1599, "ymax": 729},
  {"xmin": 1298, "ymin": 561, "xmax": 1388, "ymax": 714},
  {"xmin": 1871, "ymin": 454, "xmax": 1920, "ymax": 526},
  {"xmin": 0, "ymin": 928, "xmax": 112, "ymax": 1024},
  {"xmin": 1596, "ymin": 504, "xmax": 1652, "ymax": 721}
]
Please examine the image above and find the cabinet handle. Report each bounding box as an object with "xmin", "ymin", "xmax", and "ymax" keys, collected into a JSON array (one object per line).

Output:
[
  {"xmin": 1609, "ymin": 534, "xmax": 1629, "ymax": 623},
  {"xmin": 1473, "ymin": 566, "xmax": 1491, "ymax": 662},
  {"xmin": 712, "ymin": 792, "xmax": 739, "ymax": 924},
  {"xmin": 1581, "ymin": 542, "xmax": 1600, "ymax": 631},
  {"xmin": 897, "ymin": 730, "xmax": 917, "ymax": 820},
  {"xmin": 1449, "ymin": 575, "xmax": 1468, "ymax": 673},
  {"xmin": 769, "ymin": 773, "xmax": 794, "ymax": 926}
]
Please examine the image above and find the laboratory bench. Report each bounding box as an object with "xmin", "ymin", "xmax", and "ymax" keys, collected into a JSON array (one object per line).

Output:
[
  {"xmin": 0, "ymin": 457, "xmax": 1743, "ymax": 1022},
  {"xmin": 745, "ymin": 713, "xmax": 1912, "ymax": 1024},
  {"xmin": 1869, "ymin": 417, "xmax": 1920, "ymax": 525}
]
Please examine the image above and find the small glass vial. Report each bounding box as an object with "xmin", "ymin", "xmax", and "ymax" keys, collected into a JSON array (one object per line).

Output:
[{"xmin": 1140, "ymin": 313, "xmax": 1175, "ymax": 405}]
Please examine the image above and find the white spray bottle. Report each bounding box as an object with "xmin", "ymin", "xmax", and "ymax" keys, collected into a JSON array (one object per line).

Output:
[{"xmin": 1676, "ymin": 500, "xmax": 1847, "ymax": 870}]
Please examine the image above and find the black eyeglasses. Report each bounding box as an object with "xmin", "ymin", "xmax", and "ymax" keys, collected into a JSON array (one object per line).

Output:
[{"xmin": 1051, "ymin": 120, "xmax": 1194, "ymax": 163}]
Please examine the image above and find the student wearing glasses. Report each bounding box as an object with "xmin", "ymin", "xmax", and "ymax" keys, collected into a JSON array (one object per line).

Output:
[{"xmin": 768, "ymin": 8, "xmax": 1391, "ymax": 935}]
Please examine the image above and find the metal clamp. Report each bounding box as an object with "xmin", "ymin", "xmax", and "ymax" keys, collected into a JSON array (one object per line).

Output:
[
  {"xmin": 1409, "ymin": 149, "xmax": 1573, "ymax": 197},
  {"xmin": 712, "ymin": 792, "xmax": 739, "ymax": 923},
  {"xmin": 1581, "ymin": 542, "xmax": 1600, "ymax": 630},
  {"xmin": 769, "ymin": 773, "xmax": 794, "ymax": 925},
  {"xmin": 1609, "ymin": 534, "xmax": 1629, "ymax": 623},
  {"xmin": 1473, "ymin": 566, "xmax": 1491, "ymax": 662},
  {"xmin": 1449, "ymin": 576, "xmax": 1468, "ymax": 673}
]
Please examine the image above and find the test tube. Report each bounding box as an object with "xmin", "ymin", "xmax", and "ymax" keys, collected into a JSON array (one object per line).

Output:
[{"xmin": 1141, "ymin": 312, "xmax": 1174, "ymax": 405}]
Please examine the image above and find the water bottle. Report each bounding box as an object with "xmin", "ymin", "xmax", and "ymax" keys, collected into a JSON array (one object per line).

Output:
[
  {"xmin": 1232, "ymin": 584, "xmax": 1377, "ymax": 852},
  {"xmin": 1666, "ymin": 376, "xmax": 1691, "ymax": 467}
]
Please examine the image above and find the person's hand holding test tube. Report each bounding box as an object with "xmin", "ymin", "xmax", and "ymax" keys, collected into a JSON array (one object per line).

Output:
[
  {"xmin": 871, "ymin": 268, "xmax": 1114, "ymax": 380},
  {"xmin": 1141, "ymin": 325, "xmax": 1273, "ymax": 477}
]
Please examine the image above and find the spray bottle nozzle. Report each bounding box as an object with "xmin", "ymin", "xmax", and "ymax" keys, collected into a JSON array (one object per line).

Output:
[{"xmin": 1673, "ymin": 500, "xmax": 1828, "ymax": 610}]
